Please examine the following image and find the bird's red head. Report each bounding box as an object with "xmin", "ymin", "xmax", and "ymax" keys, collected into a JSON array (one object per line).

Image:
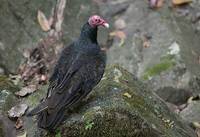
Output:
[{"xmin": 88, "ymin": 15, "xmax": 109, "ymax": 28}]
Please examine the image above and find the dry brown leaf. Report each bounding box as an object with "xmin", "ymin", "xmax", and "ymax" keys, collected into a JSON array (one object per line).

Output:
[
  {"xmin": 196, "ymin": 128, "xmax": 200, "ymax": 137},
  {"xmin": 109, "ymin": 31, "xmax": 126, "ymax": 39},
  {"xmin": 15, "ymin": 85, "xmax": 37, "ymax": 97},
  {"xmin": 142, "ymin": 35, "xmax": 151, "ymax": 48},
  {"xmin": 157, "ymin": 0, "xmax": 164, "ymax": 8},
  {"xmin": 8, "ymin": 104, "xmax": 28, "ymax": 119},
  {"xmin": 15, "ymin": 118, "xmax": 23, "ymax": 129},
  {"xmin": 37, "ymin": 10, "xmax": 51, "ymax": 31},
  {"xmin": 149, "ymin": 0, "xmax": 164, "ymax": 8},
  {"xmin": 143, "ymin": 41, "xmax": 150, "ymax": 48},
  {"xmin": 109, "ymin": 30, "xmax": 126, "ymax": 47},
  {"xmin": 172, "ymin": 0, "xmax": 193, "ymax": 5}
]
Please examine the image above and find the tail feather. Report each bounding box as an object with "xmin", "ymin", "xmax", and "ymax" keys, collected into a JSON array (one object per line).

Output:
[
  {"xmin": 37, "ymin": 108, "xmax": 66, "ymax": 131},
  {"xmin": 26, "ymin": 101, "xmax": 48, "ymax": 116}
]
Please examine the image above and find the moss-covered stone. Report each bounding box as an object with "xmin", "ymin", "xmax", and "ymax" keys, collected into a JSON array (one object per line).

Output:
[
  {"xmin": 0, "ymin": 75, "xmax": 16, "ymax": 92},
  {"xmin": 0, "ymin": 75, "xmax": 18, "ymax": 137},
  {"xmin": 0, "ymin": 75, "xmax": 18, "ymax": 112},
  {"xmin": 24, "ymin": 65, "xmax": 196, "ymax": 137},
  {"xmin": 143, "ymin": 55, "xmax": 176, "ymax": 80}
]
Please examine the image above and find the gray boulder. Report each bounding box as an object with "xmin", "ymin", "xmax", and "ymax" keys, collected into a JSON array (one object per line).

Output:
[
  {"xmin": 99, "ymin": 0, "xmax": 200, "ymax": 105},
  {"xmin": 0, "ymin": 0, "xmax": 102, "ymax": 74},
  {"xmin": 23, "ymin": 65, "xmax": 197, "ymax": 137}
]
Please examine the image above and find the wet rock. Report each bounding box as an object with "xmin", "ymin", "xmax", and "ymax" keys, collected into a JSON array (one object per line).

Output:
[
  {"xmin": 8, "ymin": 104, "xmax": 28, "ymax": 119},
  {"xmin": 98, "ymin": 0, "xmax": 200, "ymax": 107},
  {"xmin": 24, "ymin": 65, "xmax": 196, "ymax": 137}
]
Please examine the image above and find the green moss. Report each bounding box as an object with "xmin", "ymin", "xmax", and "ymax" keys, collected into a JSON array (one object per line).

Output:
[
  {"xmin": 0, "ymin": 75, "xmax": 17, "ymax": 92},
  {"xmin": 33, "ymin": 65, "xmax": 195, "ymax": 137},
  {"xmin": 24, "ymin": 85, "xmax": 48, "ymax": 107},
  {"xmin": 143, "ymin": 55, "xmax": 175, "ymax": 80},
  {"xmin": 85, "ymin": 121, "xmax": 94, "ymax": 130},
  {"xmin": 55, "ymin": 130, "xmax": 62, "ymax": 137}
]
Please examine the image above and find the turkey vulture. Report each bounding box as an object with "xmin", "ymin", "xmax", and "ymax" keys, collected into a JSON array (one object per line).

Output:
[{"xmin": 27, "ymin": 15, "xmax": 109, "ymax": 131}]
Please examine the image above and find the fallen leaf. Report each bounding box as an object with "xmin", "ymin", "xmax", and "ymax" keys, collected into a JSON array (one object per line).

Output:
[
  {"xmin": 172, "ymin": 0, "xmax": 193, "ymax": 5},
  {"xmin": 15, "ymin": 118, "xmax": 23, "ymax": 129},
  {"xmin": 37, "ymin": 10, "xmax": 51, "ymax": 31},
  {"xmin": 143, "ymin": 41, "xmax": 150, "ymax": 48},
  {"xmin": 15, "ymin": 85, "xmax": 37, "ymax": 97},
  {"xmin": 8, "ymin": 104, "xmax": 28, "ymax": 119},
  {"xmin": 123, "ymin": 92, "xmax": 132, "ymax": 98},
  {"xmin": 193, "ymin": 122, "xmax": 200, "ymax": 129},
  {"xmin": 109, "ymin": 31, "xmax": 126, "ymax": 39},
  {"xmin": 142, "ymin": 34, "xmax": 151, "ymax": 48},
  {"xmin": 109, "ymin": 30, "xmax": 126, "ymax": 47},
  {"xmin": 157, "ymin": 0, "xmax": 164, "ymax": 8},
  {"xmin": 196, "ymin": 128, "xmax": 200, "ymax": 137},
  {"xmin": 149, "ymin": 0, "xmax": 164, "ymax": 8}
]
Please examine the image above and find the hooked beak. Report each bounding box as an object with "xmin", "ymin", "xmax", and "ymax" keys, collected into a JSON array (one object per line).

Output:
[
  {"xmin": 102, "ymin": 22, "xmax": 109, "ymax": 28},
  {"xmin": 103, "ymin": 23, "xmax": 109, "ymax": 28}
]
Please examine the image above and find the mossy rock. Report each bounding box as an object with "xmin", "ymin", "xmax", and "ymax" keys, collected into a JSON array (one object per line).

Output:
[
  {"xmin": 142, "ymin": 55, "xmax": 176, "ymax": 80},
  {"xmin": 0, "ymin": 75, "xmax": 19, "ymax": 137},
  {"xmin": 0, "ymin": 75, "xmax": 18, "ymax": 112},
  {"xmin": 25, "ymin": 65, "xmax": 196, "ymax": 137},
  {"xmin": 0, "ymin": 75, "xmax": 17, "ymax": 92}
]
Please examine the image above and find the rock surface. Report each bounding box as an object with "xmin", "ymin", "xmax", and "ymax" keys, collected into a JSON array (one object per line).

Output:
[
  {"xmin": 23, "ymin": 65, "xmax": 196, "ymax": 137},
  {"xmin": 99, "ymin": 0, "xmax": 200, "ymax": 106},
  {"xmin": 0, "ymin": 0, "xmax": 106, "ymax": 74},
  {"xmin": 0, "ymin": 75, "xmax": 18, "ymax": 137},
  {"xmin": 180, "ymin": 100, "xmax": 200, "ymax": 122},
  {"xmin": 0, "ymin": 0, "xmax": 200, "ymax": 136}
]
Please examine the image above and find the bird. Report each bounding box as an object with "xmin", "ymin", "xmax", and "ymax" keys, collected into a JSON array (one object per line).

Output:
[{"xmin": 27, "ymin": 15, "xmax": 109, "ymax": 131}]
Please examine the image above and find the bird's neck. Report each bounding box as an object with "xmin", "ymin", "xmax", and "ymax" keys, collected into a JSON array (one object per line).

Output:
[{"xmin": 79, "ymin": 23, "xmax": 98, "ymax": 44}]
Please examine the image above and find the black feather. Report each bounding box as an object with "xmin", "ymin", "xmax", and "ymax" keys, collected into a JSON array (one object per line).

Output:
[{"xmin": 27, "ymin": 22, "xmax": 106, "ymax": 131}]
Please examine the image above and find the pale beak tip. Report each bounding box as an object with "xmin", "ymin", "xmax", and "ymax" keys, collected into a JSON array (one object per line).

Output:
[{"xmin": 104, "ymin": 23, "xmax": 109, "ymax": 28}]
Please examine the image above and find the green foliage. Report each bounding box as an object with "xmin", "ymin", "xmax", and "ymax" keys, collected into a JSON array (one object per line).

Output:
[
  {"xmin": 55, "ymin": 130, "xmax": 62, "ymax": 137},
  {"xmin": 85, "ymin": 120, "xmax": 94, "ymax": 130}
]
